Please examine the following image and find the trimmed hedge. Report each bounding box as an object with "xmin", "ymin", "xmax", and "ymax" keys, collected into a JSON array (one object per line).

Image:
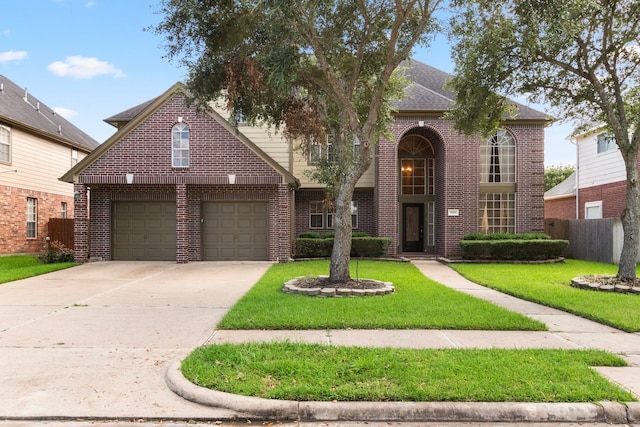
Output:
[
  {"xmin": 463, "ymin": 232, "xmax": 550, "ymax": 241},
  {"xmin": 294, "ymin": 232, "xmax": 391, "ymax": 258},
  {"xmin": 460, "ymin": 239, "xmax": 569, "ymax": 261}
]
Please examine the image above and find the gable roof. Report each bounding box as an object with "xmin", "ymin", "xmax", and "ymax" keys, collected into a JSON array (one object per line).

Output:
[
  {"xmin": 544, "ymin": 171, "xmax": 576, "ymax": 200},
  {"xmin": 0, "ymin": 75, "xmax": 99, "ymax": 152},
  {"xmin": 396, "ymin": 59, "xmax": 551, "ymax": 121},
  {"xmin": 60, "ymin": 82, "xmax": 299, "ymax": 186}
]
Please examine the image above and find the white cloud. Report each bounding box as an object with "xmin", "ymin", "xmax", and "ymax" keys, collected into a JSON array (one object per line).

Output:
[
  {"xmin": 0, "ymin": 50, "xmax": 28, "ymax": 63},
  {"xmin": 53, "ymin": 107, "xmax": 77, "ymax": 119},
  {"xmin": 1, "ymin": 29, "xmax": 10, "ymax": 37},
  {"xmin": 47, "ymin": 55, "xmax": 125, "ymax": 79},
  {"xmin": 85, "ymin": 0, "xmax": 96, "ymax": 7}
]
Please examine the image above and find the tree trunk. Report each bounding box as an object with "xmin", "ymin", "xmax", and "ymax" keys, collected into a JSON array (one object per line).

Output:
[
  {"xmin": 329, "ymin": 180, "xmax": 355, "ymax": 282},
  {"xmin": 618, "ymin": 154, "xmax": 640, "ymax": 280}
]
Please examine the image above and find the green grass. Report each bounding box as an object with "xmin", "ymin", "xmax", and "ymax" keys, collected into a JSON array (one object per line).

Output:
[
  {"xmin": 218, "ymin": 260, "xmax": 546, "ymax": 330},
  {"xmin": 450, "ymin": 260, "xmax": 640, "ymax": 332},
  {"xmin": 181, "ymin": 342, "xmax": 634, "ymax": 402},
  {"xmin": 0, "ymin": 255, "xmax": 77, "ymax": 284}
]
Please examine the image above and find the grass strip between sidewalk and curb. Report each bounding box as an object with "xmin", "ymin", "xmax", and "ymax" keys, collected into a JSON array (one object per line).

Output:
[
  {"xmin": 0, "ymin": 255, "xmax": 77, "ymax": 285},
  {"xmin": 217, "ymin": 260, "xmax": 546, "ymax": 330},
  {"xmin": 181, "ymin": 342, "xmax": 635, "ymax": 403},
  {"xmin": 450, "ymin": 260, "xmax": 640, "ymax": 332}
]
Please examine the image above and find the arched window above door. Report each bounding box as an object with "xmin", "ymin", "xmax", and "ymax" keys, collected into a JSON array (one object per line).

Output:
[
  {"xmin": 398, "ymin": 135, "xmax": 434, "ymax": 156},
  {"xmin": 399, "ymin": 135, "xmax": 435, "ymax": 196}
]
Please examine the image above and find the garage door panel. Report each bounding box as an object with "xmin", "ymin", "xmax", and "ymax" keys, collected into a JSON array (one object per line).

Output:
[
  {"xmin": 202, "ymin": 202, "xmax": 269, "ymax": 261},
  {"xmin": 112, "ymin": 202, "xmax": 176, "ymax": 261}
]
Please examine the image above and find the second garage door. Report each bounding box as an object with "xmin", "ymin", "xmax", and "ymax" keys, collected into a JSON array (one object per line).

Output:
[
  {"xmin": 202, "ymin": 202, "xmax": 269, "ymax": 260},
  {"xmin": 112, "ymin": 202, "xmax": 176, "ymax": 261}
]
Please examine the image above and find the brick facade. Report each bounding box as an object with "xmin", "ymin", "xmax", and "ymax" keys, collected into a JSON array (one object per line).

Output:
[
  {"xmin": 578, "ymin": 181, "xmax": 627, "ymax": 219},
  {"xmin": 544, "ymin": 196, "xmax": 577, "ymax": 219},
  {"xmin": 0, "ymin": 184, "xmax": 74, "ymax": 255},
  {"xmin": 73, "ymin": 92, "xmax": 293, "ymax": 263},
  {"xmin": 70, "ymin": 86, "xmax": 546, "ymax": 263}
]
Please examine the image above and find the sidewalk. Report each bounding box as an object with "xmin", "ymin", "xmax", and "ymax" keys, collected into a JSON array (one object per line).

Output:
[{"xmin": 167, "ymin": 260, "xmax": 640, "ymax": 424}]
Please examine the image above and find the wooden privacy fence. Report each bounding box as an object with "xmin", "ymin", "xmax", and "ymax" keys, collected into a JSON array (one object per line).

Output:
[
  {"xmin": 544, "ymin": 217, "xmax": 638, "ymax": 264},
  {"xmin": 47, "ymin": 218, "xmax": 74, "ymax": 249}
]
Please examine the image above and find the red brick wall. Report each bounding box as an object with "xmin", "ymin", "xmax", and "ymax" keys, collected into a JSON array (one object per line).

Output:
[
  {"xmin": 578, "ymin": 181, "xmax": 627, "ymax": 219},
  {"xmin": 76, "ymin": 93, "xmax": 292, "ymax": 262},
  {"xmin": 293, "ymin": 188, "xmax": 375, "ymax": 237},
  {"xmin": 376, "ymin": 117, "xmax": 545, "ymax": 258},
  {"xmin": 545, "ymin": 196, "xmax": 577, "ymax": 219},
  {"xmin": 0, "ymin": 184, "xmax": 74, "ymax": 255}
]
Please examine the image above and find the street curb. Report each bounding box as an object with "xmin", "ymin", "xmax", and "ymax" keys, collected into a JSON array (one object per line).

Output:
[{"xmin": 165, "ymin": 360, "xmax": 637, "ymax": 423}]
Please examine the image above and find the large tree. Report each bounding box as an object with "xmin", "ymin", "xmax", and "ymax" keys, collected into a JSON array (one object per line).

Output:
[
  {"xmin": 153, "ymin": 0, "xmax": 441, "ymax": 281},
  {"xmin": 447, "ymin": 0, "xmax": 640, "ymax": 279}
]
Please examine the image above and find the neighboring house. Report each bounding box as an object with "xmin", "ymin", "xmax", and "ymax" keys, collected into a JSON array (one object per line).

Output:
[
  {"xmin": 61, "ymin": 59, "xmax": 549, "ymax": 263},
  {"xmin": 543, "ymin": 171, "xmax": 576, "ymax": 219},
  {"xmin": 544, "ymin": 126, "xmax": 627, "ymax": 220},
  {"xmin": 0, "ymin": 75, "xmax": 99, "ymax": 255}
]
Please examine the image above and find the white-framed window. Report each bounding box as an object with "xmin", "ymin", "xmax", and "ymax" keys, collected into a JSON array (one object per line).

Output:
[
  {"xmin": 61, "ymin": 202, "xmax": 67, "ymax": 219},
  {"xmin": 480, "ymin": 129, "xmax": 516, "ymax": 183},
  {"xmin": 172, "ymin": 122, "xmax": 190, "ymax": 168},
  {"xmin": 479, "ymin": 192, "xmax": 516, "ymax": 234},
  {"xmin": 308, "ymin": 136, "xmax": 333, "ymax": 165},
  {"xmin": 309, "ymin": 201, "xmax": 324, "ymax": 228},
  {"xmin": 71, "ymin": 149, "xmax": 78, "ymax": 166},
  {"xmin": 597, "ymin": 133, "xmax": 617, "ymax": 154},
  {"xmin": 585, "ymin": 201, "xmax": 603, "ymax": 219},
  {"xmin": 0, "ymin": 124, "xmax": 11, "ymax": 164},
  {"xmin": 310, "ymin": 200, "xmax": 358, "ymax": 229},
  {"xmin": 26, "ymin": 197, "xmax": 37, "ymax": 239}
]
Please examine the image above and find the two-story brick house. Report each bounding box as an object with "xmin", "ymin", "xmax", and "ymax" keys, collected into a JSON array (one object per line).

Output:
[
  {"xmin": 0, "ymin": 75, "xmax": 99, "ymax": 255},
  {"xmin": 62, "ymin": 60, "xmax": 549, "ymax": 262}
]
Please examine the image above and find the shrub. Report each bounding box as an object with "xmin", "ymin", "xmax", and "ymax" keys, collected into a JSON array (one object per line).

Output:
[
  {"xmin": 351, "ymin": 237, "xmax": 392, "ymax": 257},
  {"xmin": 294, "ymin": 234, "xmax": 388, "ymax": 258},
  {"xmin": 39, "ymin": 240, "xmax": 75, "ymax": 264},
  {"xmin": 460, "ymin": 239, "xmax": 569, "ymax": 261},
  {"xmin": 298, "ymin": 231, "xmax": 323, "ymax": 239},
  {"xmin": 462, "ymin": 232, "xmax": 550, "ymax": 241},
  {"xmin": 295, "ymin": 238, "xmax": 333, "ymax": 258}
]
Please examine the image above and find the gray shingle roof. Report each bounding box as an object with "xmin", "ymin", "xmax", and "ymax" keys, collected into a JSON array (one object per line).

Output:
[
  {"xmin": 544, "ymin": 171, "xmax": 576, "ymax": 199},
  {"xmin": 103, "ymin": 97, "xmax": 158, "ymax": 129},
  {"xmin": 396, "ymin": 59, "xmax": 550, "ymax": 120},
  {"xmin": 0, "ymin": 75, "xmax": 99, "ymax": 151}
]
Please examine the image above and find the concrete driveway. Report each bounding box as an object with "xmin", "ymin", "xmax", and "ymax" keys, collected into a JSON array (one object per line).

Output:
[{"xmin": 0, "ymin": 261, "xmax": 271, "ymax": 419}]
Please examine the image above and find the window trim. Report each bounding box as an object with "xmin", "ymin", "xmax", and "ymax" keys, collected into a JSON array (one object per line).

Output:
[
  {"xmin": 310, "ymin": 200, "xmax": 359, "ymax": 230},
  {"xmin": 309, "ymin": 201, "xmax": 324, "ymax": 229},
  {"xmin": 480, "ymin": 129, "xmax": 516, "ymax": 184},
  {"xmin": 596, "ymin": 133, "xmax": 617, "ymax": 154},
  {"xmin": 61, "ymin": 202, "xmax": 68, "ymax": 219},
  {"xmin": 171, "ymin": 122, "xmax": 190, "ymax": 168},
  {"xmin": 26, "ymin": 197, "xmax": 37, "ymax": 239},
  {"xmin": 0, "ymin": 124, "xmax": 11, "ymax": 164},
  {"xmin": 585, "ymin": 200, "xmax": 603, "ymax": 219}
]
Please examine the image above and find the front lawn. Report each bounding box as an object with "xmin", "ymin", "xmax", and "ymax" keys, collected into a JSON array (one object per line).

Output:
[
  {"xmin": 182, "ymin": 342, "xmax": 634, "ymax": 402},
  {"xmin": 450, "ymin": 260, "xmax": 640, "ymax": 332},
  {"xmin": 218, "ymin": 260, "xmax": 546, "ymax": 330},
  {"xmin": 0, "ymin": 255, "xmax": 77, "ymax": 285}
]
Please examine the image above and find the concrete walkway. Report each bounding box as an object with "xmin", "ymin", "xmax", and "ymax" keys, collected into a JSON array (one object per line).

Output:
[{"xmin": 2, "ymin": 260, "xmax": 640, "ymax": 424}]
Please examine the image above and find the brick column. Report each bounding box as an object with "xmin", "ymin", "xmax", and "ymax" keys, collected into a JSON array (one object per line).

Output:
[
  {"xmin": 375, "ymin": 137, "xmax": 398, "ymax": 256},
  {"xmin": 176, "ymin": 183, "xmax": 188, "ymax": 263},
  {"xmin": 73, "ymin": 183, "xmax": 88, "ymax": 263}
]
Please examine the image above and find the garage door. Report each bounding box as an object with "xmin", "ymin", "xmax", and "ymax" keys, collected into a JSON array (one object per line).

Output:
[
  {"xmin": 112, "ymin": 202, "xmax": 176, "ymax": 261},
  {"xmin": 202, "ymin": 202, "xmax": 269, "ymax": 260}
]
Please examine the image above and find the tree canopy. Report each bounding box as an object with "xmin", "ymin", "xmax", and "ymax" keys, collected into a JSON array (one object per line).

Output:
[
  {"xmin": 153, "ymin": 0, "xmax": 442, "ymax": 280},
  {"xmin": 447, "ymin": 0, "xmax": 640, "ymax": 279},
  {"xmin": 544, "ymin": 165, "xmax": 576, "ymax": 192}
]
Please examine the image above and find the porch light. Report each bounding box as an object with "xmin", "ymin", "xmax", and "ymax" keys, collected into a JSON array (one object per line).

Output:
[
  {"xmin": 228, "ymin": 174, "xmax": 236, "ymax": 184},
  {"xmin": 126, "ymin": 173, "xmax": 134, "ymax": 184}
]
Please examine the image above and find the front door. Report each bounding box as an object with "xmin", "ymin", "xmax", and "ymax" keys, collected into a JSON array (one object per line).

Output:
[{"xmin": 403, "ymin": 203, "xmax": 424, "ymax": 252}]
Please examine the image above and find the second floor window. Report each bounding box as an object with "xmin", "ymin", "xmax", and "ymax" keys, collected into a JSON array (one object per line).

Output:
[
  {"xmin": 0, "ymin": 124, "xmax": 10, "ymax": 164},
  {"xmin": 480, "ymin": 129, "xmax": 516, "ymax": 183},
  {"xmin": 172, "ymin": 123, "xmax": 190, "ymax": 168},
  {"xmin": 597, "ymin": 133, "xmax": 617, "ymax": 153}
]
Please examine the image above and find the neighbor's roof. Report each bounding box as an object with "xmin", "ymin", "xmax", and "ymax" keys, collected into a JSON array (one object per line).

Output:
[
  {"xmin": 396, "ymin": 59, "xmax": 551, "ymax": 121},
  {"xmin": 544, "ymin": 171, "xmax": 576, "ymax": 200},
  {"xmin": 0, "ymin": 75, "xmax": 99, "ymax": 152}
]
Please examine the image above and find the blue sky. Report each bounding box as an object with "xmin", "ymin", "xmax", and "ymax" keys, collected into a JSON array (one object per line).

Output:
[{"xmin": 1, "ymin": 0, "xmax": 576, "ymax": 166}]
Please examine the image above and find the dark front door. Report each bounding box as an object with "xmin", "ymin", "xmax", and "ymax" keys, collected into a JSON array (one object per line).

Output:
[{"xmin": 403, "ymin": 203, "xmax": 424, "ymax": 252}]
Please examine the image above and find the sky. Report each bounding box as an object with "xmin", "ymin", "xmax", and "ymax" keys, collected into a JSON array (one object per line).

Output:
[{"xmin": 1, "ymin": 0, "xmax": 576, "ymax": 166}]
